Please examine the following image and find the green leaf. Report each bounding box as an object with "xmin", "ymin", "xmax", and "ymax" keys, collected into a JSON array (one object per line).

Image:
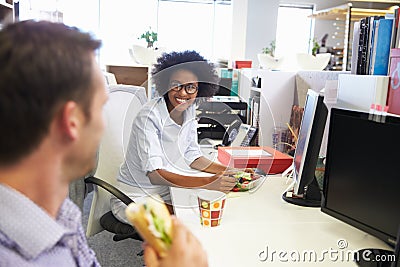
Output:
[
  {"xmin": 262, "ymin": 40, "xmax": 276, "ymax": 57},
  {"xmin": 139, "ymin": 27, "xmax": 158, "ymax": 48},
  {"xmin": 150, "ymin": 209, "xmax": 172, "ymax": 246}
]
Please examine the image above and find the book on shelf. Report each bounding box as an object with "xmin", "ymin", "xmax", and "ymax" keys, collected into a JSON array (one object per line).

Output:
[
  {"xmin": 367, "ymin": 19, "xmax": 379, "ymax": 74},
  {"xmin": 351, "ymin": 21, "xmax": 360, "ymax": 74},
  {"xmin": 370, "ymin": 19, "xmax": 393, "ymax": 76},
  {"xmin": 391, "ymin": 7, "xmax": 399, "ymax": 48},
  {"xmin": 356, "ymin": 17, "xmax": 370, "ymax": 75},
  {"xmin": 387, "ymin": 48, "xmax": 400, "ymax": 115},
  {"xmin": 367, "ymin": 17, "xmax": 385, "ymax": 73},
  {"xmin": 353, "ymin": 15, "xmax": 399, "ymax": 75},
  {"xmin": 356, "ymin": 16, "xmax": 384, "ymax": 75}
]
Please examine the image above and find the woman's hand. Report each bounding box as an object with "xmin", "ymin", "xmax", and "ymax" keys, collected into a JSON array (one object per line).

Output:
[
  {"xmin": 144, "ymin": 217, "xmax": 208, "ymax": 267},
  {"xmin": 203, "ymin": 171, "xmax": 237, "ymax": 193},
  {"xmin": 228, "ymin": 167, "xmax": 254, "ymax": 174}
]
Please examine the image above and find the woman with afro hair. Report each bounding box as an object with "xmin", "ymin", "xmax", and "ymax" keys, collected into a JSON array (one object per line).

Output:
[{"xmin": 111, "ymin": 50, "xmax": 245, "ymax": 221}]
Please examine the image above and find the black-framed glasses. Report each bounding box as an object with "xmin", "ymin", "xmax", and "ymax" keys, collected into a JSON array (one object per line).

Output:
[{"xmin": 169, "ymin": 81, "xmax": 199, "ymax": 94}]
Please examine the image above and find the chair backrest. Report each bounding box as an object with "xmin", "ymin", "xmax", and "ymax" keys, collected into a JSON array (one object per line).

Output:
[
  {"xmin": 103, "ymin": 71, "xmax": 117, "ymax": 86},
  {"xmin": 86, "ymin": 85, "xmax": 147, "ymax": 237}
]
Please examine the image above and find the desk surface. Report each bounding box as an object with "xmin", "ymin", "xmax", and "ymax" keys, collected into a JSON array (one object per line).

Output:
[{"xmin": 170, "ymin": 175, "xmax": 392, "ymax": 267}]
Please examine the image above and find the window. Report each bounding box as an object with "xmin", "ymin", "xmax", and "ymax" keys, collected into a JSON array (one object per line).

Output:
[
  {"xmin": 17, "ymin": 0, "xmax": 232, "ymax": 65},
  {"xmin": 98, "ymin": 0, "xmax": 158, "ymax": 66},
  {"xmin": 212, "ymin": 1, "xmax": 232, "ymax": 60},
  {"xmin": 275, "ymin": 4, "xmax": 314, "ymax": 67},
  {"xmin": 157, "ymin": 1, "xmax": 213, "ymax": 58},
  {"xmin": 157, "ymin": 0, "xmax": 231, "ymax": 60},
  {"xmin": 18, "ymin": 0, "xmax": 102, "ymax": 60}
]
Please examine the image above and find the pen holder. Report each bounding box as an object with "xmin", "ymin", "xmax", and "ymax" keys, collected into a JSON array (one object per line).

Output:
[{"xmin": 272, "ymin": 126, "xmax": 290, "ymax": 153}]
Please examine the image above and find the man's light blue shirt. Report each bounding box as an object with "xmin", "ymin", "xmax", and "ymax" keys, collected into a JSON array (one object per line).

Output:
[{"xmin": 0, "ymin": 184, "xmax": 99, "ymax": 267}]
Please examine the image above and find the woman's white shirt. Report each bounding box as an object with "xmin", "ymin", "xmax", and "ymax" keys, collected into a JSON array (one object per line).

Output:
[{"xmin": 118, "ymin": 97, "xmax": 202, "ymax": 190}]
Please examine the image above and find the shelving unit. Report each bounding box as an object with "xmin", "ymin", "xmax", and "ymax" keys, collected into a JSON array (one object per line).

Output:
[
  {"xmin": 0, "ymin": 0, "xmax": 14, "ymax": 28},
  {"xmin": 310, "ymin": 2, "xmax": 397, "ymax": 71},
  {"xmin": 238, "ymin": 69, "xmax": 296, "ymax": 147},
  {"xmin": 329, "ymin": 48, "xmax": 345, "ymax": 71}
]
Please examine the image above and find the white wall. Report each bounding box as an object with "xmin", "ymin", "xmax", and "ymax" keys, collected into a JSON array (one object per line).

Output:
[
  {"xmin": 230, "ymin": 0, "xmax": 248, "ymax": 60},
  {"xmin": 231, "ymin": 0, "xmax": 347, "ymax": 64},
  {"xmin": 231, "ymin": 0, "xmax": 279, "ymax": 65},
  {"xmin": 245, "ymin": 0, "xmax": 279, "ymax": 64}
]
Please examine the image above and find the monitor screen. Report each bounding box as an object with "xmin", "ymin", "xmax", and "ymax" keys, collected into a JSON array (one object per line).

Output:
[
  {"xmin": 322, "ymin": 108, "xmax": 400, "ymax": 247},
  {"xmin": 283, "ymin": 89, "xmax": 328, "ymax": 207}
]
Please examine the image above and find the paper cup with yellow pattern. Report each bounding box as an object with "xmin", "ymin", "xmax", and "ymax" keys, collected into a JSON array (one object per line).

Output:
[{"xmin": 196, "ymin": 190, "xmax": 226, "ymax": 227}]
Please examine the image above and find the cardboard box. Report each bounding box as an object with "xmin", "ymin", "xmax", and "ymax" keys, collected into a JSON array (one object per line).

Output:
[
  {"xmin": 388, "ymin": 48, "xmax": 400, "ymax": 115},
  {"xmin": 217, "ymin": 146, "xmax": 293, "ymax": 174}
]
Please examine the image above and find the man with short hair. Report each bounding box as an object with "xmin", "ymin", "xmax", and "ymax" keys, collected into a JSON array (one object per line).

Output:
[{"xmin": 0, "ymin": 20, "xmax": 106, "ymax": 266}]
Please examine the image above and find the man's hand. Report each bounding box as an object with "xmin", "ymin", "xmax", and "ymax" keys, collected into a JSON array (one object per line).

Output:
[{"xmin": 144, "ymin": 217, "xmax": 208, "ymax": 267}]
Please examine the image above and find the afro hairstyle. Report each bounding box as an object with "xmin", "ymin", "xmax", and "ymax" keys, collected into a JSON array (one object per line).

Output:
[{"xmin": 151, "ymin": 50, "xmax": 219, "ymax": 97}]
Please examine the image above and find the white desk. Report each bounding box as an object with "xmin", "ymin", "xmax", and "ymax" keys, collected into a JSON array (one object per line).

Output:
[{"xmin": 170, "ymin": 175, "xmax": 392, "ymax": 266}]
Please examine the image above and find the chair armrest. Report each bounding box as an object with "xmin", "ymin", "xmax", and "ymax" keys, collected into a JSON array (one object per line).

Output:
[{"xmin": 84, "ymin": 176, "xmax": 134, "ymax": 206}]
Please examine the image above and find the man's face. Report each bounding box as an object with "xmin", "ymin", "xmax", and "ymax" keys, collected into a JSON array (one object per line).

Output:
[{"xmin": 71, "ymin": 54, "xmax": 108, "ymax": 178}]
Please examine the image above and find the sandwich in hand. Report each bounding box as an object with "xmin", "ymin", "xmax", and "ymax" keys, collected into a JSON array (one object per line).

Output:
[{"xmin": 125, "ymin": 195, "xmax": 173, "ymax": 257}]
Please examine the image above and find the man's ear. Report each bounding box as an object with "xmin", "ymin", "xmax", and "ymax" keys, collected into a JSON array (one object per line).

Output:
[{"xmin": 59, "ymin": 101, "xmax": 83, "ymax": 141}]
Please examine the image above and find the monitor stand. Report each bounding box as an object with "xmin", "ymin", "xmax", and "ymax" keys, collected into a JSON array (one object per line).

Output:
[
  {"xmin": 282, "ymin": 176, "xmax": 321, "ymax": 207},
  {"xmin": 354, "ymin": 248, "xmax": 395, "ymax": 267}
]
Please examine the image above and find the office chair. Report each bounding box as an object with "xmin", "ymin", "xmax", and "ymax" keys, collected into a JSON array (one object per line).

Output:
[
  {"xmin": 221, "ymin": 118, "xmax": 242, "ymax": 146},
  {"xmin": 85, "ymin": 84, "xmax": 147, "ymax": 241}
]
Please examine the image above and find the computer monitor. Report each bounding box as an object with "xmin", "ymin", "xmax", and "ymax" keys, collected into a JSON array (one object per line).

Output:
[
  {"xmin": 282, "ymin": 89, "xmax": 328, "ymax": 207},
  {"xmin": 322, "ymin": 108, "xmax": 400, "ymax": 261}
]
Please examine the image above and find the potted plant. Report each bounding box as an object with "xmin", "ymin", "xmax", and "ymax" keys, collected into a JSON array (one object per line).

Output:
[
  {"xmin": 262, "ymin": 40, "xmax": 276, "ymax": 57},
  {"xmin": 311, "ymin": 38, "xmax": 320, "ymax": 56},
  {"xmin": 130, "ymin": 27, "xmax": 163, "ymax": 66},
  {"xmin": 257, "ymin": 40, "xmax": 284, "ymax": 70},
  {"xmin": 139, "ymin": 27, "xmax": 158, "ymax": 49}
]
